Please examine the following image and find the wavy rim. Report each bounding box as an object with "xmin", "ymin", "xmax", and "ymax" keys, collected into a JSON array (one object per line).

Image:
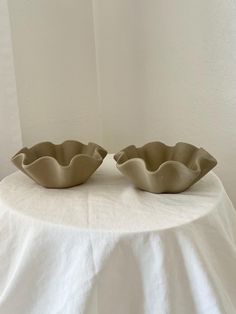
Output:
[
  {"xmin": 12, "ymin": 140, "xmax": 107, "ymax": 169},
  {"xmin": 114, "ymin": 141, "xmax": 217, "ymax": 175}
]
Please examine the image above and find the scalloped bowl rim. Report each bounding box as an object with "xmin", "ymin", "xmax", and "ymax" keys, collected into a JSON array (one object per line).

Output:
[
  {"xmin": 114, "ymin": 141, "xmax": 217, "ymax": 175},
  {"xmin": 12, "ymin": 140, "xmax": 107, "ymax": 169}
]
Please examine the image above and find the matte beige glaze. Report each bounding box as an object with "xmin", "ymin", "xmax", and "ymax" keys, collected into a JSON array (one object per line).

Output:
[
  {"xmin": 114, "ymin": 142, "xmax": 217, "ymax": 193},
  {"xmin": 12, "ymin": 140, "xmax": 107, "ymax": 188}
]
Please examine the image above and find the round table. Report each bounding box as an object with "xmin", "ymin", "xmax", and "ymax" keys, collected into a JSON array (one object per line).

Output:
[{"xmin": 0, "ymin": 155, "xmax": 235, "ymax": 314}]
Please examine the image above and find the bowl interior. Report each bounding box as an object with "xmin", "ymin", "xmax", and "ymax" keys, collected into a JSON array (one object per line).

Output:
[
  {"xmin": 117, "ymin": 142, "xmax": 214, "ymax": 172},
  {"xmin": 17, "ymin": 141, "xmax": 103, "ymax": 166}
]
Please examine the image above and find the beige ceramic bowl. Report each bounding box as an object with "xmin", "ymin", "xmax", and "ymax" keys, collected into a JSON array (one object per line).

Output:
[
  {"xmin": 114, "ymin": 142, "xmax": 217, "ymax": 193},
  {"xmin": 12, "ymin": 140, "xmax": 107, "ymax": 188}
]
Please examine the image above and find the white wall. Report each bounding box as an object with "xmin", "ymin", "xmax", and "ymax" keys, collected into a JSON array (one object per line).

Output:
[
  {"xmin": 8, "ymin": 0, "xmax": 236, "ymax": 205},
  {"xmin": 0, "ymin": 0, "xmax": 22, "ymax": 178},
  {"xmin": 8, "ymin": 0, "xmax": 102, "ymax": 146}
]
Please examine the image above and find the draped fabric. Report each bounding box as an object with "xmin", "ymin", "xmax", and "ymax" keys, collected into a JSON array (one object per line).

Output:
[
  {"xmin": 0, "ymin": 155, "xmax": 236, "ymax": 313},
  {"xmin": 0, "ymin": 0, "xmax": 22, "ymax": 179}
]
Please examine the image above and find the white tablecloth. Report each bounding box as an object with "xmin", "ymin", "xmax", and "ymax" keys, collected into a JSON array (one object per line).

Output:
[{"xmin": 0, "ymin": 155, "xmax": 236, "ymax": 314}]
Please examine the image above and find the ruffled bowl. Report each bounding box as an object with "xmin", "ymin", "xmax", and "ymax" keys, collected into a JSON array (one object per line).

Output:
[
  {"xmin": 11, "ymin": 140, "xmax": 107, "ymax": 188},
  {"xmin": 114, "ymin": 142, "xmax": 217, "ymax": 193}
]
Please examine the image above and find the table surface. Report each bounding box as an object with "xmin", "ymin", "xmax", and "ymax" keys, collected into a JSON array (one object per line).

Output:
[{"xmin": 0, "ymin": 154, "xmax": 224, "ymax": 232}]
